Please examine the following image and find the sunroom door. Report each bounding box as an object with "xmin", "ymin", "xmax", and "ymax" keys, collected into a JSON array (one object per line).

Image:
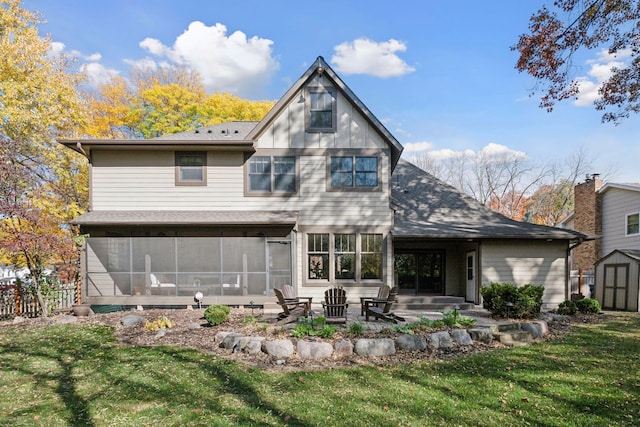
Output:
[{"xmin": 267, "ymin": 241, "xmax": 292, "ymax": 296}]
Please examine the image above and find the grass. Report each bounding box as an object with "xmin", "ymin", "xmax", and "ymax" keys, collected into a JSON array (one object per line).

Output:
[{"xmin": 1, "ymin": 314, "xmax": 639, "ymax": 426}]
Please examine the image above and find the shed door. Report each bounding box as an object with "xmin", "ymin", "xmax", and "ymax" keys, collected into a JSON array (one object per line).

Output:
[{"xmin": 602, "ymin": 263, "xmax": 629, "ymax": 310}]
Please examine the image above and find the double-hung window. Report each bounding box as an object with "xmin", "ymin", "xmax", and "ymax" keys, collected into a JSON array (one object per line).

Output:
[
  {"xmin": 248, "ymin": 156, "xmax": 296, "ymax": 193},
  {"xmin": 335, "ymin": 234, "xmax": 355, "ymax": 279},
  {"xmin": 306, "ymin": 233, "xmax": 383, "ymax": 283},
  {"xmin": 330, "ymin": 156, "xmax": 379, "ymax": 189},
  {"xmin": 306, "ymin": 87, "xmax": 337, "ymax": 132},
  {"xmin": 308, "ymin": 234, "xmax": 329, "ymax": 280},
  {"xmin": 361, "ymin": 234, "xmax": 383, "ymax": 280},
  {"xmin": 627, "ymin": 213, "xmax": 639, "ymax": 236},
  {"xmin": 176, "ymin": 152, "xmax": 206, "ymax": 186}
]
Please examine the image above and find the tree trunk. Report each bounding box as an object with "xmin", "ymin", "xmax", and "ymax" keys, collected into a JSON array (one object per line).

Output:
[{"xmin": 34, "ymin": 283, "xmax": 49, "ymax": 318}]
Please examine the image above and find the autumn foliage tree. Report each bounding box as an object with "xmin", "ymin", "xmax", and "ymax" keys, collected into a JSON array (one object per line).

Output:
[
  {"xmin": 0, "ymin": 0, "xmax": 87, "ymax": 316},
  {"xmin": 514, "ymin": 0, "xmax": 640, "ymax": 123},
  {"xmin": 83, "ymin": 66, "xmax": 274, "ymax": 139}
]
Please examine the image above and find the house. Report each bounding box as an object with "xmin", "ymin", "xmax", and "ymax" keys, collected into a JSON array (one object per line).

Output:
[
  {"xmin": 60, "ymin": 56, "xmax": 586, "ymax": 310},
  {"xmin": 560, "ymin": 174, "xmax": 640, "ymax": 310}
]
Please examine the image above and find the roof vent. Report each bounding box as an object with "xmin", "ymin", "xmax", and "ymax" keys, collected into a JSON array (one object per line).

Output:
[
  {"xmin": 221, "ymin": 129, "xmax": 226, "ymax": 134},
  {"xmin": 194, "ymin": 129, "xmax": 200, "ymax": 133},
  {"xmin": 234, "ymin": 130, "xmax": 239, "ymax": 134},
  {"xmin": 207, "ymin": 129, "xmax": 212, "ymax": 133}
]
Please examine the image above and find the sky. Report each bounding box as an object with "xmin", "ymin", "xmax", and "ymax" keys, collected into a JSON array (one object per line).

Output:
[{"xmin": 22, "ymin": 0, "xmax": 640, "ymax": 183}]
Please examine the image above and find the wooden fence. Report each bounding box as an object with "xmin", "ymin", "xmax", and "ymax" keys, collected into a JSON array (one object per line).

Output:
[{"xmin": 0, "ymin": 283, "xmax": 80, "ymax": 320}]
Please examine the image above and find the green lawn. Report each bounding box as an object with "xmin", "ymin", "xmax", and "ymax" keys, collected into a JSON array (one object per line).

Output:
[{"xmin": 1, "ymin": 313, "xmax": 638, "ymax": 427}]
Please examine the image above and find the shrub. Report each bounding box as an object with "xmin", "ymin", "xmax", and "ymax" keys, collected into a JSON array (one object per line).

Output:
[
  {"xmin": 480, "ymin": 282, "xmax": 544, "ymax": 319},
  {"xmin": 144, "ymin": 316, "xmax": 173, "ymax": 331},
  {"xmin": 576, "ymin": 298, "xmax": 601, "ymax": 314},
  {"xmin": 204, "ymin": 305, "xmax": 230, "ymax": 326},
  {"xmin": 347, "ymin": 322, "xmax": 364, "ymax": 336},
  {"xmin": 292, "ymin": 317, "xmax": 336, "ymax": 339},
  {"xmin": 557, "ymin": 300, "xmax": 577, "ymax": 316}
]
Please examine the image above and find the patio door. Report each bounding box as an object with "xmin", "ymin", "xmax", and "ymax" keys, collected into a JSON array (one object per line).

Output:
[
  {"xmin": 267, "ymin": 241, "xmax": 292, "ymax": 296},
  {"xmin": 466, "ymin": 251, "xmax": 476, "ymax": 303},
  {"xmin": 394, "ymin": 251, "xmax": 444, "ymax": 294}
]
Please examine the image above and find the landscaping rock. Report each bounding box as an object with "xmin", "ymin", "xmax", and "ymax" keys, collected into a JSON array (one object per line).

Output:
[
  {"xmin": 243, "ymin": 337, "xmax": 265, "ymax": 355},
  {"xmin": 262, "ymin": 339, "xmax": 294, "ymax": 358},
  {"xmin": 297, "ymin": 340, "xmax": 334, "ymax": 360},
  {"xmin": 542, "ymin": 313, "xmax": 566, "ymax": 322},
  {"xmin": 221, "ymin": 332, "xmax": 246, "ymax": 350},
  {"xmin": 214, "ymin": 331, "xmax": 233, "ymax": 343},
  {"xmin": 354, "ymin": 338, "xmax": 396, "ymax": 356},
  {"xmin": 450, "ymin": 329, "xmax": 473, "ymax": 346},
  {"xmin": 121, "ymin": 315, "xmax": 145, "ymax": 327},
  {"xmin": 188, "ymin": 322, "xmax": 202, "ymax": 330},
  {"xmin": 468, "ymin": 327, "xmax": 494, "ymax": 344},
  {"xmin": 12, "ymin": 316, "xmax": 26, "ymax": 325},
  {"xmin": 155, "ymin": 328, "xmax": 167, "ymax": 339},
  {"xmin": 520, "ymin": 321, "xmax": 548, "ymax": 338},
  {"xmin": 57, "ymin": 315, "xmax": 78, "ymax": 324},
  {"xmin": 395, "ymin": 334, "xmax": 427, "ymax": 351},
  {"xmin": 334, "ymin": 339, "xmax": 353, "ymax": 358},
  {"xmin": 429, "ymin": 331, "xmax": 453, "ymax": 349}
]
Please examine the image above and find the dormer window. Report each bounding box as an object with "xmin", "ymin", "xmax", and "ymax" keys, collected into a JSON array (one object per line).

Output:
[{"xmin": 306, "ymin": 86, "xmax": 337, "ymax": 132}]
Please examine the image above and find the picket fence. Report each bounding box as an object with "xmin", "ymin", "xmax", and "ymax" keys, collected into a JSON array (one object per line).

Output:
[{"xmin": 0, "ymin": 283, "xmax": 80, "ymax": 320}]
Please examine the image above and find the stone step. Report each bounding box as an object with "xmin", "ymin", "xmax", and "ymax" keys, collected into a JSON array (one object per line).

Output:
[
  {"xmin": 493, "ymin": 330, "xmax": 533, "ymax": 346},
  {"xmin": 394, "ymin": 295, "xmax": 474, "ymax": 311},
  {"xmin": 489, "ymin": 322, "xmax": 522, "ymax": 333}
]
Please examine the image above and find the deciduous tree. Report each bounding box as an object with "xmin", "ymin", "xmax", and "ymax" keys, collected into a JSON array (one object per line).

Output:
[
  {"xmin": 514, "ymin": 0, "xmax": 640, "ymax": 123},
  {"xmin": 0, "ymin": 0, "xmax": 86, "ymax": 316}
]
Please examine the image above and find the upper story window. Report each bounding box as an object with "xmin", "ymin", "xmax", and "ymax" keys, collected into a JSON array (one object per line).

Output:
[
  {"xmin": 626, "ymin": 213, "xmax": 639, "ymax": 236},
  {"xmin": 330, "ymin": 156, "xmax": 379, "ymax": 189},
  {"xmin": 176, "ymin": 152, "xmax": 206, "ymax": 186},
  {"xmin": 248, "ymin": 156, "xmax": 296, "ymax": 193},
  {"xmin": 306, "ymin": 86, "xmax": 337, "ymax": 132}
]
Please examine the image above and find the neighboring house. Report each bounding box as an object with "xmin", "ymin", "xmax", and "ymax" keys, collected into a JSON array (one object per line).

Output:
[
  {"xmin": 560, "ymin": 175, "xmax": 640, "ymax": 310},
  {"xmin": 60, "ymin": 56, "xmax": 586, "ymax": 309}
]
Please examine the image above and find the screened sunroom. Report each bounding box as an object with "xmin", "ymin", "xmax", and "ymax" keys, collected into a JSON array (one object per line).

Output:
[{"xmin": 73, "ymin": 210, "xmax": 298, "ymax": 305}]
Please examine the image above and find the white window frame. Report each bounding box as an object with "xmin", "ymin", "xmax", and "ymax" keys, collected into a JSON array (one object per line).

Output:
[{"xmin": 626, "ymin": 212, "xmax": 639, "ymax": 236}]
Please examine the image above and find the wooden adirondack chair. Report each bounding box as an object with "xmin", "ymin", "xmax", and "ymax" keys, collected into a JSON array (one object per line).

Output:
[
  {"xmin": 281, "ymin": 284, "xmax": 313, "ymax": 306},
  {"xmin": 274, "ymin": 288, "xmax": 309, "ymax": 325},
  {"xmin": 364, "ymin": 286, "xmax": 405, "ymax": 323},
  {"xmin": 359, "ymin": 285, "xmax": 391, "ymax": 315},
  {"xmin": 322, "ymin": 286, "xmax": 349, "ymax": 324}
]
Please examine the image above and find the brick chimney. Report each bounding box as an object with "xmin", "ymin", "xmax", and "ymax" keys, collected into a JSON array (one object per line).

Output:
[{"xmin": 572, "ymin": 173, "xmax": 603, "ymax": 271}]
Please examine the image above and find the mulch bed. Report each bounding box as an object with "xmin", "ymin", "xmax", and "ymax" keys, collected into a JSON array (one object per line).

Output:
[{"xmin": 1, "ymin": 307, "xmax": 600, "ymax": 372}]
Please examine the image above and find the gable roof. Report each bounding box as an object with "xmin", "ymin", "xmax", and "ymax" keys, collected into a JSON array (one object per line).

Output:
[
  {"xmin": 598, "ymin": 182, "xmax": 640, "ymax": 194},
  {"xmin": 391, "ymin": 160, "xmax": 587, "ymax": 241},
  {"xmin": 597, "ymin": 249, "xmax": 640, "ymax": 264},
  {"xmin": 246, "ymin": 56, "xmax": 404, "ymax": 170}
]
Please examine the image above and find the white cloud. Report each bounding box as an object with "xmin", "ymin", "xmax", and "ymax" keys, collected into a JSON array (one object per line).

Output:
[
  {"xmin": 47, "ymin": 41, "xmax": 119, "ymax": 88},
  {"xmin": 478, "ymin": 142, "xmax": 527, "ymax": 160},
  {"xmin": 138, "ymin": 21, "xmax": 279, "ymax": 97},
  {"xmin": 574, "ymin": 48, "xmax": 631, "ymax": 106},
  {"xmin": 80, "ymin": 62, "xmax": 120, "ymax": 87},
  {"xmin": 49, "ymin": 41, "xmax": 66, "ymax": 57},
  {"xmin": 331, "ymin": 38, "xmax": 415, "ymax": 77},
  {"xmin": 402, "ymin": 141, "xmax": 525, "ymax": 161},
  {"xmin": 403, "ymin": 141, "xmax": 433, "ymax": 152}
]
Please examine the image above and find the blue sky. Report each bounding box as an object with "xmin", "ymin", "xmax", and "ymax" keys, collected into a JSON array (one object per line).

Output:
[{"xmin": 23, "ymin": 0, "xmax": 640, "ymax": 183}]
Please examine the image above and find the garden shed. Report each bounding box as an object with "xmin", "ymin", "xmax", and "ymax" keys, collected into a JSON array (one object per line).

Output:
[{"xmin": 594, "ymin": 249, "xmax": 640, "ymax": 312}]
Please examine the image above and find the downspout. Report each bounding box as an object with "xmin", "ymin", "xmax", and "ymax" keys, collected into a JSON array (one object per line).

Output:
[{"xmin": 566, "ymin": 238, "xmax": 586, "ymax": 300}]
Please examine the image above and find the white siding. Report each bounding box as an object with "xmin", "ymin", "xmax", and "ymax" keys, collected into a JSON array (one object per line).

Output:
[
  {"xmin": 481, "ymin": 240, "xmax": 568, "ymax": 308},
  {"xmin": 601, "ymin": 188, "xmax": 640, "ymax": 255}
]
